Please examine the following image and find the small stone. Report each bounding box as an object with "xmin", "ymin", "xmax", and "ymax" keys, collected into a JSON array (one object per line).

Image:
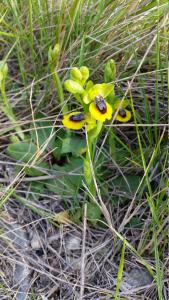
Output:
[
  {"xmin": 66, "ymin": 236, "xmax": 81, "ymax": 252},
  {"xmin": 30, "ymin": 234, "xmax": 42, "ymax": 250},
  {"xmin": 67, "ymin": 256, "xmax": 81, "ymax": 270},
  {"xmin": 121, "ymin": 267, "xmax": 153, "ymax": 291}
]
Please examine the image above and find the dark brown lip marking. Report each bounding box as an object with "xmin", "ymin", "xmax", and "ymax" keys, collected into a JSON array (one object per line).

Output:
[
  {"xmin": 95, "ymin": 95, "xmax": 107, "ymax": 114},
  {"xmin": 119, "ymin": 109, "xmax": 126, "ymax": 118},
  {"xmin": 69, "ymin": 113, "xmax": 85, "ymax": 122}
]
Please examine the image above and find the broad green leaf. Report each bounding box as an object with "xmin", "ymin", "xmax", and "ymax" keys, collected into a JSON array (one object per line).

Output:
[
  {"xmin": 29, "ymin": 182, "xmax": 45, "ymax": 194},
  {"xmin": 87, "ymin": 202, "xmax": 102, "ymax": 226},
  {"xmin": 128, "ymin": 216, "xmax": 143, "ymax": 228},
  {"xmin": 45, "ymin": 158, "xmax": 83, "ymax": 196},
  {"xmin": 52, "ymin": 138, "xmax": 62, "ymax": 160},
  {"xmin": 112, "ymin": 175, "xmax": 141, "ymax": 194},
  {"xmin": 61, "ymin": 136, "xmax": 86, "ymax": 156},
  {"xmin": 52, "ymin": 129, "xmax": 67, "ymax": 159},
  {"xmin": 113, "ymin": 148, "xmax": 132, "ymax": 166},
  {"xmin": 7, "ymin": 142, "xmax": 38, "ymax": 162},
  {"xmin": 31, "ymin": 114, "xmax": 55, "ymax": 150},
  {"xmin": 24, "ymin": 162, "xmax": 49, "ymax": 176},
  {"xmin": 15, "ymin": 161, "xmax": 49, "ymax": 176},
  {"xmin": 8, "ymin": 142, "xmax": 49, "ymax": 176}
]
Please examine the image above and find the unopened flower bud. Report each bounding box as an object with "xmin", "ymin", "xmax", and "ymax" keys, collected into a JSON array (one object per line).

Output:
[
  {"xmin": 48, "ymin": 43, "xmax": 60, "ymax": 66},
  {"xmin": 80, "ymin": 66, "xmax": 89, "ymax": 82},
  {"xmin": 104, "ymin": 59, "xmax": 116, "ymax": 83},
  {"xmin": 64, "ymin": 79, "xmax": 84, "ymax": 94},
  {"xmin": 82, "ymin": 91, "xmax": 90, "ymax": 104},
  {"xmin": 70, "ymin": 67, "xmax": 82, "ymax": 81}
]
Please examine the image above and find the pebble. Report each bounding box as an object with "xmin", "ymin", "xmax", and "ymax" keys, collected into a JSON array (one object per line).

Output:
[
  {"xmin": 66, "ymin": 236, "xmax": 81, "ymax": 252},
  {"xmin": 30, "ymin": 233, "xmax": 42, "ymax": 250},
  {"xmin": 121, "ymin": 267, "xmax": 153, "ymax": 291}
]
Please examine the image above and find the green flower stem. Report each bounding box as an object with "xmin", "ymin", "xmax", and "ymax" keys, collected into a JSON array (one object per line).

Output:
[
  {"xmin": 1, "ymin": 85, "xmax": 8, "ymax": 106},
  {"xmin": 89, "ymin": 121, "xmax": 103, "ymax": 141},
  {"xmin": 0, "ymin": 85, "xmax": 24, "ymax": 142},
  {"xmin": 84, "ymin": 121, "xmax": 103, "ymax": 196}
]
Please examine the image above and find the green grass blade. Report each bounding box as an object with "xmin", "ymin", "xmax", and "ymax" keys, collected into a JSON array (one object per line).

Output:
[{"xmin": 115, "ymin": 240, "xmax": 126, "ymax": 300}]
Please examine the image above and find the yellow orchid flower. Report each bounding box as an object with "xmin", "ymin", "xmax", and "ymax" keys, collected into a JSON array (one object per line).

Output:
[
  {"xmin": 112, "ymin": 98, "xmax": 129, "ymax": 110},
  {"xmin": 115, "ymin": 108, "xmax": 131, "ymax": 122},
  {"xmin": 62, "ymin": 112, "xmax": 86, "ymax": 130},
  {"xmin": 62, "ymin": 111, "xmax": 96, "ymax": 131},
  {"xmin": 89, "ymin": 95, "xmax": 113, "ymax": 122},
  {"xmin": 111, "ymin": 99, "xmax": 131, "ymax": 122},
  {"xmin": 88, "ymin": 83, "xmax": 114, "ymax": 101},
  {"xmin": 82, "ymin": 82, "xmax": 114, "ymax": 105}
]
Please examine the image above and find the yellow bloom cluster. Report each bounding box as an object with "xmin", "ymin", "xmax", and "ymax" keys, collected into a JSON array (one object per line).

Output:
[{"xmin": 62, "ymin": 66, "xmax": 131, "ymax": 130}]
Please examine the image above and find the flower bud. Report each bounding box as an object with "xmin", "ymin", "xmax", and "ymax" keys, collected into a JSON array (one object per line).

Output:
[
  {"xmin": 64, "ymin": 79, "xmax": 84, "ymax": 94},
  {"xmin": 86, "ymin": 80, "xmax": 94, "ymax": 90},
  {"xmin": 104, "ymin": 59, "xmax": 116, "ymax": 83},
  {"xmin": 70, "ymin": 67, "xmax": 82, "ymax": 81},
  {"xmin": 80, "ymin": 66, "xmax": 89, "ymax": 82},
  {"xmin": 82, "ymin": 91, "xmax": 90, "ymax": 104},
  {"xmin": 48, "ymin": 43, "xmax": 60, "ymax": 66}
]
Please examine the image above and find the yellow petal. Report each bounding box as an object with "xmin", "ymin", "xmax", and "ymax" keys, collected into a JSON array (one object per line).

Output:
[
  {"xmin": 62, "ymin": 112, "xmax": 86, "ymax": 130},
  {"xmin": 115, "ymin": 109, "xmax": 131, "ymax": 122},
  {"xmin": 89, "ymin": 101, "xmax": 113, "ymax": 122},
  {"xmin": 82, "ymin": 91, "xmax": 91, "ymax": 104},
  {"xmin": 88, "ymin": 83, "xmax": 114, "ymax": 100}
]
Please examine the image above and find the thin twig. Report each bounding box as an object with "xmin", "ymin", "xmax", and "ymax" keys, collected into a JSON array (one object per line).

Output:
[{"xmin": 80, "ymin": 203, "xmax": 87, "ymax": 300}]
